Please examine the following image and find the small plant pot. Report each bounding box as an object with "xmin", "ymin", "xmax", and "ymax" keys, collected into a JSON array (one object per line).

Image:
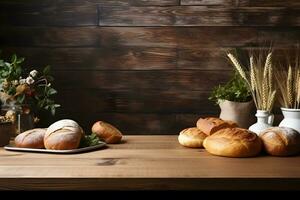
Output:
[
  {"xmin": 219, "ymin": 99, "xmax": 255, "ymax": 128},
  {"xmin": 0, "ymin": 122, "xmax": 14, "ymax": 147}
]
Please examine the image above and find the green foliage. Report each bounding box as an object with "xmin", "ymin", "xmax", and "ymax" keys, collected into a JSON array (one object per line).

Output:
[
  {"xmin": 0, "ymin": 53, "xmax": 60, "ymax": 117},
  {"xmin": 79, "ymin": 133, "xmax": 102, "ymax": 148},
  {"xmin": 209, "ymin": 72, "xmax": 252, "ymax": 104}
]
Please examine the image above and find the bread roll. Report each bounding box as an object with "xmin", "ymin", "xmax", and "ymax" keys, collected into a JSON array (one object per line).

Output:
[
  {"xmin": 44, "ymin": 119, "xmax": 84, "ymax": 150},
  {"xmin": 14, "ymin": 128, "xmax": 46, "ymax": 148},
  {"xmin": 92, "ymin": 121, "xmax": 122, "ymax": 144},
  {"xmin": 196, "ymin": 117, "xmax": 238, "ymax": 135},
  {"xmin": 203, "ymin": 128, "xmax": 262, "ymax": 158},
  {"xmin": 178, "ymin": 127, "xmax": 207, "ymax": 148},
  {"xmin": 259, "ymin": 127, "xmax": 300, "ymax": 156}
]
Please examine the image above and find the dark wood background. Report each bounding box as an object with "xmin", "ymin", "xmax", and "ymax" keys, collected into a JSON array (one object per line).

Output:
[{"xmin": 0, "ymin": 0, "xmax": 299, "ymax": 134}]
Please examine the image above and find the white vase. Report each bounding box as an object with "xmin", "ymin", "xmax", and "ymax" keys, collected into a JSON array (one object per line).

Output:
[
  {"xmin": 219, "ymin": 99, "xmax": 255, "ymax": 128},
  {"xmin": 279, "ymin": 108, "xmax": 300, "ymax": 133},
  {"xmin": 249, "ymin": 110, "xmax": 274, "ymax": 135}
]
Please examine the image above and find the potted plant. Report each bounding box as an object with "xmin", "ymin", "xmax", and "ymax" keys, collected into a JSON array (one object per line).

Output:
[
  {"xmin": 0, "ymin": 53, "xmax": 60, "ymax": 134},
  {"xmin": 209, "ymin": 72, "xmax": 253, "ymax": 128},
  {"xmin": 227, "ymin": 50, "xmax": 277, "ymax": 134},
  {"xmin": 275, "ymin": 50, "xmax": 300, "ymax": 133}
]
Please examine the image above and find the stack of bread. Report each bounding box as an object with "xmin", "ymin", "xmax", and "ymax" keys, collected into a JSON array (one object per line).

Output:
[
  {"xmin": 14, "ymin": 119, "xmax": 123, "ymax": 150},
  {"xmin": 178, "ymin": 117, "xmax": 300, "ymax": 157}
]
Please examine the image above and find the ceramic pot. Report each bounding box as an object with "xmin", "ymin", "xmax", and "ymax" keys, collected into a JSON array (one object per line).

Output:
[
  {"xmin": 248, "ymin": 110, "xmax": 274, "ymax": 135},
  {"xmin": 279, "ymin": 108, "xmax": 300, "ymax": 133},
  {"xmin": 0, "ymin": 122, "xmax": 14, "ymax": 147},
  {"xmin": 219, "ymin": 99, "xmax": 255, "ymax": 128}
]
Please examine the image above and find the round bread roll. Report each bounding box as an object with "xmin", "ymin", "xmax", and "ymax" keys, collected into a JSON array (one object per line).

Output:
[
  {"xmin": 203, "ymin": 128, "xmax": 262, "ymax": 158},
  {"xmin": 44, "ymin": 119, "xmax": 84, "ymax": 150},
  {"xmin": 178, "ymin": 127, "xmax": 207, "ymax": 148},
  {"xmin": 14, "ymin": 128, "xmax": 46, "ymax": 148},
  {"xmin": 196, "ymin": 117, "xmax": 237, "ymax": 135},
  {"xmin": 92, "ymin": 121, "xmax": 122, "ymax": 144},
  {"xmin": 259, "ymin": 127, "xmax": 300, "ymax": 156}
]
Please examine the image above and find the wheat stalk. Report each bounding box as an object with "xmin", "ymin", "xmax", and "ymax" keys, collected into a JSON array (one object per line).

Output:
[
  {"xmin": 268, "ymin": 64, "xmax": 273, "ymax": 91},
  {"xmin": 267, "ymin": 90, "xmax": 276, "ymax": 111},
  {"xmin": 287, "ymin": 65, "xmax": 293, "ymax": 107},
  {"xmin": 250, "ymin": 56, "xmax": 256, "ymax": 91},
  {"xmin": 297, "ymin": 75, "xmax": 300, "ymax": 108},
  {"xmin": 227, "ymin": 53, "xmax": 248, "ymax": 82},
  {"xmin": 227, "ymin": 50, "xmax": 275, "ymax": 112}
]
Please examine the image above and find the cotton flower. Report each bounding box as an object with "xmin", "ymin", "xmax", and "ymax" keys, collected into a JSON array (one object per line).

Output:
[
  {"xmin": 1, "ymin": 80, "xmax": 9, "ymax": 89},
  {"xmin": 26, "ymin": 76, "xmax": 35, "ymax": 85},
  {"xmin": 19, "ymin": 79, "xmax": 26, "ymax": 84},
  {"xmin": 12, "ymin": 80, "xmax": 19, "ymax": 86},
  {"xmin": 29, "ymin": 70, "xmax": 38, "ymax": 77}
]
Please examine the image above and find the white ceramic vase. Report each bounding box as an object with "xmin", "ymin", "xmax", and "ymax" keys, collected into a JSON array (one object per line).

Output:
[
  {"xmin": 248, "ymin": 110, "xmax": 274, "ymax": 135},
  {"xmin": 219, "ymin": 99, "xmax": 255, "ymax": 128},
  {"xmin": 279, "ymin": 108, "xmax": 300, "ymax": 133}
]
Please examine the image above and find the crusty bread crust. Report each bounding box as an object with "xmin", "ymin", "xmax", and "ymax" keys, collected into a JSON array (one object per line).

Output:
[
  {"xmin": 260, "ymin": 127, "xmax": 300, "ymax": 156},
  {"xmin": 203, "ymin": 128, "xmax": 262, "ymax": 158},
  {"xmin": 196, "ymin": 117, "xmax": 238, "ymax": 135},
  {"xmin": 15, "ymin": 128, "xmax": 46, "ymax": 149},
  {"xmin": 44, "ymin": 119, "xmax": 83, "ymax": 150},
  {"xmin": 178, "ymin": 127, "xmax": 207, "ymax": 148},
  {"xmin": 92, "ymin": 121, "xmax": 122, "ymax": 144}
]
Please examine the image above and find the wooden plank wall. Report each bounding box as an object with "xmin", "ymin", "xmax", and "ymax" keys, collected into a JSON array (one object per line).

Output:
[{"xmin": 0, "ymin": 0, "xmax": 299, "ymax": 134}]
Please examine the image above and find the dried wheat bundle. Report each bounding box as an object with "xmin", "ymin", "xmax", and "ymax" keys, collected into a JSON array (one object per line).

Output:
[
  {"xmin": 275, "ymin": 51, "xmax": 300, "ymax": 109},
  {"xmin": 227, "ymin": 51, "xmax": 276, "ymax": 112}
]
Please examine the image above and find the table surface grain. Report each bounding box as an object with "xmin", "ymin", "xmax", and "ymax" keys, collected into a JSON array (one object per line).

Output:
[{"xmin": 0, "ymin": 135, "xmax": 300, "ymax": 190}]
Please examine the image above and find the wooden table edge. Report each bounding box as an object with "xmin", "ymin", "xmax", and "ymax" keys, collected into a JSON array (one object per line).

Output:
[{"xmin": 0, "ymin": 177, "xmax": 300, "ymax": 190}]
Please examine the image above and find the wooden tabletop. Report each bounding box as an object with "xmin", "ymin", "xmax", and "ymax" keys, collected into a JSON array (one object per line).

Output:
[{"xmin": 0, "ymin": 135, "xmax": 300, "ymax": 190}]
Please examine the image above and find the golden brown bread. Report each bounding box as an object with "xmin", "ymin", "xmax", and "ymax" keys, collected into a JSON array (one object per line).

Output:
[
  {"xmin": 14, "ymin": 128, "xmax": 46, "ymax": 149},
  {"xmin": 44, "ymin": 119, "xmax": 84, "ymax": 150},
  {"xmin": 259, "ymin": 127, "xmax": 300, "ymax": 156},
  {"xmin": 92, "ymin": 121, "xmax": 122, "ymax": 144},
  {"xmin": 178, "ymin": 127, "xmax": 207, "ymax": 148},
  {"xmin": 196, "ymin": 117, "xmax": 238, "ymax": 135},
  {"xmin": 203, "ymin": 128, "xmax": 262, "ymax": 158}
]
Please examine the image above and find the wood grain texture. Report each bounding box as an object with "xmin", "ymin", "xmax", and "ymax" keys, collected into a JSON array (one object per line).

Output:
[
  {"xmin": 99, "ymin": 6, "xmax": 300, "ymax": 27},
  {"xmin": 0, "ymin": 3, "xmax": 98, "ymax": 26},
  {"xmin": 0, "ymin": 0, "xmax": 180, "ymax": 6},
  {"xmin": 182, "ymin": 0, "xmax": 300, "ymax": 7},
  {"xmin": 1, "ymin": 0, "xmax": 300, "ymax": 134},
  {"xmin": 58, "ymin": 90, "xmax": 216, "ymax": 113},
  {"xmin": 53, "ymin": 70, "xmax": 230, "ymax": 90},
  {"xmin": 181, "ymin": 0, "xmax": 238, "ymax": 6},
  {"xmin": 238, "ymin": 0, "xmax": 300, "ymax": 7},
  {"xmin": 0, "ymin": 135, "xmax": 300, "ymax": 190}
]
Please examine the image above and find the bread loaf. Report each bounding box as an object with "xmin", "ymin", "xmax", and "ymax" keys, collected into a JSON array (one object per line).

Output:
[
  {"xmin": 14, "ymin": 128, "xmax": 46, "ymax": 148},
  {"xmin": 203, "ymin": 128, "xmax": 262, "ymax": 157},
  {"xmin": 92, "ymin": 121, "xmax": 122, "ymax": 144},
  {"xmin": 259, "ymin": 127, "xmax": 300, "ymax": 156},
  {"xmin": 44, "ymin": 119, "xmax": 84, "ymax": 150},
  {"xmin": 196, "ymin": 117, "xmax": 238, "ymax": 135},
  {"xmin": 178, "ymin": 127, "xmax": 207, "ymax": 148}
]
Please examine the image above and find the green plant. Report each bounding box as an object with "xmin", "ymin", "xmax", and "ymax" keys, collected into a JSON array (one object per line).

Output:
[
  {"xmin": 79, "ymin": 133, "xmax": 102, "ymax": 147},
  {"xmin": 209, "ymin": 72, "xmax": 252, "ymax": 104},
  {"xmin": 0, "ymin": 53, "xmax": 60, "ymax": 118}
]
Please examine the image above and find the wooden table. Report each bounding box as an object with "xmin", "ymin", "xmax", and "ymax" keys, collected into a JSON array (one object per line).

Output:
[{"xmin": 0, "ymin": 135, "xmax": 300, "ymax": 190}]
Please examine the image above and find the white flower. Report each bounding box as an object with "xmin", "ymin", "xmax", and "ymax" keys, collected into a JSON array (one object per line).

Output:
[
  {"xmin": 26, "ymin": 77, "xmax": 34, "ymax": 85},
  {"xmin": 12, "ymin": 80, "xmax": 19, "ymax": 86},
  {"xmin": 19, "ymin": 79, "xmax": 26, "ymax": 84},
  {"xmin": 29, "ymin": 70, "xmax": 38, "ymax": 77},
  {"xmin": 47, "ymin": 83, "xmax": 51, "ymax": 87}
]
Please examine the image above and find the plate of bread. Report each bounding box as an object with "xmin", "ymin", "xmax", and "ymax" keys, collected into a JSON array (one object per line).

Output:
[
  {"xmin": 178, "ymin": 117, "xmax": 300, "ymax": 157},
  {"xmin": 4, "ymin": 119, "xmax": 123, "ymax": 154}
]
